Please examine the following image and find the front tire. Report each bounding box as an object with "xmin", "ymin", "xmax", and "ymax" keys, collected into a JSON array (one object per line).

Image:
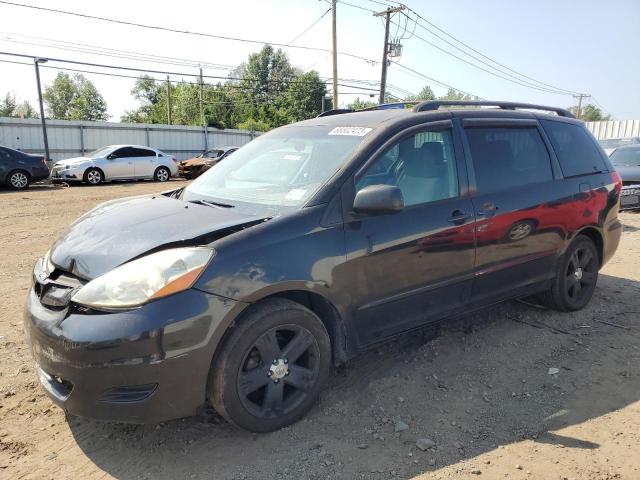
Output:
[
  {"xmin": 83, "ymin": 167, "xmax": 103, "ymax": 185},
  {"xmin": 154, "ymin": 166, "xmax": 170, "ymax": 182},
  {"xmin": 208, "ymin": 298, "xmax": 331, "ymax": 432},
  {"xmin": 7, "ymin": 169, "xmax": 30, "ymax": 190},
  {"xmin": 539, "ymin": 235, "xmax": 599, "ymax": 311}
]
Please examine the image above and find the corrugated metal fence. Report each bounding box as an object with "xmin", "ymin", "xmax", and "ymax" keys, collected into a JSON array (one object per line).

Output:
[
  {"xmin": 586, "ymin": 120, "xmax": 640, "ymax": 140},
  {"xmin": 0, "ymin": 117, "xmax": 259, "ymax": 161}
]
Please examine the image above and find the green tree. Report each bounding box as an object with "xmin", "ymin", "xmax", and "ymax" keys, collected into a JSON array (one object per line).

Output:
[
  {"xmin": 14, "ymin": 100, "xmax": 38, "ymax": 119},
  {"xmin": 0, "ymin": 92, "xmax": 38, "ymax": 118},
  {"xmin": 43, "ymin": 72, "xmax": 108, "ymax": 121},
  {"xmin": 346, "ymin": 97, "xmax": 377, "ymax": 110},
  {"xmin": 404, "ymin": 85, "xmax": 435, "ymax": 102},
  {"xmin": 0, "ymin": 92, "xmax": 17, "ymax": 116},
  {"xmin": 283, "ymin": 71, "xmax": 326, "ymax": 122},
  {"xmin": 438, "ymin": 88, "xmax": 477, "ymax": 101},
  {"xmin": 123, "ymin": 45, "xmax": 329, "ymax": 131},
  {"xmin": 569, "ymin": 104, "xmax": 610, "ymax": 121}
]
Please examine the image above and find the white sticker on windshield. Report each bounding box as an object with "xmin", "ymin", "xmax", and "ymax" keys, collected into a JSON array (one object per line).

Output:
[
  {"xmin": 285, "ymin": 189, "xmax": 307, "ymax": 201},
  {"xmin": 328, "ymin": 126, "xmax": 373, "ymax": 136}
]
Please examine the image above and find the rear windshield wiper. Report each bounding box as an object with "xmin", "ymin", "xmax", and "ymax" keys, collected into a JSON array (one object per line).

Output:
[{"xmin": 189, "ymin": 199, "xmax": 235, "ymax": 208}]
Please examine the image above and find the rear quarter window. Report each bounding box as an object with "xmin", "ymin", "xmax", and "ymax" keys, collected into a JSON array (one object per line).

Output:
[{"xmin": 540, "ymin": 120, "xmax": 608, "ymax": 177}]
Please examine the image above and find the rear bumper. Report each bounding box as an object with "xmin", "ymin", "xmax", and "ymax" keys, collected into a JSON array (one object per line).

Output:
[
  {"xmin": 620, "ymin": 185, "xmax": 640, "ymax": 211},
  {"xmin": 24, "ymin": 265, "xmax": 246, "ymax": 423}
]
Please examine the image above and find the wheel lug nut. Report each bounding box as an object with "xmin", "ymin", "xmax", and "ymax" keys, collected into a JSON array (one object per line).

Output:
[
  {"xmin": 273, "ymin": 359, "xmax": 278, "ymax": 365},
  {"xmin": 274, "ymin": 379, "xmax": 279, "ymax": 383},
  {"xmin": 283, "ymin": 359, "xmax": 288, "ymax": 364}
]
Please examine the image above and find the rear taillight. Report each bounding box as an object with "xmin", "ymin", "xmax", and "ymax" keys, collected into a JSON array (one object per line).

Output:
[
  {"xmin": 612, "ymin": 170, "xmax": 622, "ymax": 192},
  {"xmin": 42, "ymin": 158, "xmax": 48, "ymax": 166}
]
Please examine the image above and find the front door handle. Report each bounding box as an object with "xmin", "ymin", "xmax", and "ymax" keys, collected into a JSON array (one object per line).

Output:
[
  {"xmin": 448, "ymin": 209, "xmax": 470, "ymax": 224},
  {"xmin": 477, "ymin": 202, "xmax": 498, "ymax": 217}
]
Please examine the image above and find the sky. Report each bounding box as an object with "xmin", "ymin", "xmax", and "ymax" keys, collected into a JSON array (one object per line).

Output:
[{"xmin": 0, "ymin": 0, "xmax": 638, "ymax": 121}]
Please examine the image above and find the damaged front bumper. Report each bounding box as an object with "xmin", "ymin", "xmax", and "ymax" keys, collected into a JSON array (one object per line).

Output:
[{"xmin": 24, "ymin": 258, "xmax": 245, "ymax": 423}]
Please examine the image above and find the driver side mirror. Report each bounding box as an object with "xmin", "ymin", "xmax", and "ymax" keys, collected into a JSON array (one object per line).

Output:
[
  {"xmin": 353, "ymin": 184, "xmax": 404, "ymax": 215},
  {"xmin": 106, "ymin": 154, "xmax": 115, "ymax": 160}
]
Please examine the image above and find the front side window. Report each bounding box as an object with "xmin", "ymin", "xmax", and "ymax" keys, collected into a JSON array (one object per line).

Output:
[
  {"xmin": 465, "ymin": 126, "xmax": 552, "ymax": 194},
  {"xmin": 356, "ymin": 129, "xmax": 459, "ymax": 207},
  {"xmin": 184, "ymin": 125, "xmax": 372, "ymax": 207},
  {"xmin": 541, "ymin": 120, "xmax": 607, "ymax": 177}
]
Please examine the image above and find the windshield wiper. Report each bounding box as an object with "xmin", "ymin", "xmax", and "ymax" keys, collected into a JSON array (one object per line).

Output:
[{"xmin": 189, "ymin": 199, "xmax": 235, "ymax": 208}]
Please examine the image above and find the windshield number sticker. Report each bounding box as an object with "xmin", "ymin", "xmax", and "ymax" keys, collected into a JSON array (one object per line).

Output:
[{"xmin": 328, "ymin": 127, "xmax": 372, "ymax": 137}]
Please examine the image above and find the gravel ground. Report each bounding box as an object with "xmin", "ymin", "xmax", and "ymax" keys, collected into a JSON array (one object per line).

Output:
[{"xmin": 1, "ymin": 180, "xmax": 639, "ymax": 480}]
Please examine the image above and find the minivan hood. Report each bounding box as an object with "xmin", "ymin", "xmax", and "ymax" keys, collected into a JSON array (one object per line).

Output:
[
  {"xmin": 56, "ymin": 156, "xmax": 92, "ymax": 166},
  {"xmin": 49, "ymin": 195, "xmax": 265, "ymax": 279}
]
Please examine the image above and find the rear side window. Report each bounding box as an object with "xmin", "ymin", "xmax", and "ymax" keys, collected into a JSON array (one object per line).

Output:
[
  {"xmin": 131, "ymin": 148, "xmax": 156, "ymax": 157},
  {"xmin": 465, "ymin": 126, "xmax": 553, "ymax": 194},
  {"xmin": 540, "ymin": 120, "xmax": 607, "ymax": 177}
]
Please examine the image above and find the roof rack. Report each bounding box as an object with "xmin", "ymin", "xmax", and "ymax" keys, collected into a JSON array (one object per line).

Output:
[
  {"xmin": 412, "ymin": 100, "xmax": 575, "ymax": 118},
  {"xmin": 317, "ymin": 108, "xmax": 354, "ymax": 118}
]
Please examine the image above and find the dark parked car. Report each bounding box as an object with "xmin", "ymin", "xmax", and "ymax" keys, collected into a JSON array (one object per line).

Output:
[
  {"xmin": 0, "ymin": 145, "xmax": 50, "ymax": 190},
  {"xmin": 24, "ymin": 101, "xmax": 622, "ymax": 432},
  {"xmin": 177, "ymin": 146, "xmax": 238, "ymax": 179},
  {"xmin": 610, "ymin": 145, "xmax": 640, "ymax": 210}
]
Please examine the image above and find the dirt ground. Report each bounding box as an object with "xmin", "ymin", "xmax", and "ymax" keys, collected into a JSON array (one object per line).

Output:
[{"xmin": 1, "ymin": 180, "xmax": 639, "ymax": 480}]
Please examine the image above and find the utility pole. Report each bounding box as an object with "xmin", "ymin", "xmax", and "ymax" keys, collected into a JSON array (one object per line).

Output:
[
  {"xmin": 331, "ymin": 0, "xmax": 338, "ymax": 109},
  {"xmin": 199, "ymin": 66, "xmax": 204, "ymax": 126},
  {"xmin": 166, "ymin": 75, "xmax": 172, "ymax": 125},
  {"xmin": 374, "ymin": 6, "xmax": 404, "ymax": 104},
  {"xmin": 33, "ymin": 58, "xmax": 50, "ymax": 162},
  {"xmin": 573, "ymin": 93, "xmax": 590, "ymax": 119}
]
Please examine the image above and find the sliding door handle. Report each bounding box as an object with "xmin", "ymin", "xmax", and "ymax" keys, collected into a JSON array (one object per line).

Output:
[{"xmin": 448, "ymin": 210, "xmax": 470, "ymax": 224}]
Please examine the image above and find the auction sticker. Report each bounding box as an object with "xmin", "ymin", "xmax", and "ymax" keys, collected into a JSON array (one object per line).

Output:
[{"xmin": 328, "ymin": 126, "xmax": 373, "ymax": 136}]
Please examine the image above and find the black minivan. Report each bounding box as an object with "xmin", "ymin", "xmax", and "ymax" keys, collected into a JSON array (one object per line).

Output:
[{"xmin": 25, "ymin": 101, "xmax": 622, "ymax": 432}]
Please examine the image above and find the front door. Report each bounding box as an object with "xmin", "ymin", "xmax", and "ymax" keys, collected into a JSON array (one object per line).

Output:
[
  {"xmin": 461, "ymin": 119, "xmax": 566, "ymax": 305},
  {"xmin": 344, "ymin": 122, "xmax": 476, "ymax": 346}
]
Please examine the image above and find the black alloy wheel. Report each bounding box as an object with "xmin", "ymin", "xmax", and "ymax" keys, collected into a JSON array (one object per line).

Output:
[
  {"xmin": 539, "ymin": 235, "xmax": 599, "ymax": 311},
  {"xmin": 564, "ymin": 243, "xmax": 598, "ymax": 306},
  {"xmin": 209, "ymin": 298, "xmax": 331, "ymax": 432}
]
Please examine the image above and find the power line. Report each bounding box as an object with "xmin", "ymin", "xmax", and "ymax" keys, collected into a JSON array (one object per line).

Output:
[
  {"xmin": 0, "ymin": 57, "xmax": 384, "ymax": 98},
  {"xmin": 287, "ymin": 8, "xmax": 331, "ymax": 45},
  {"xmin": 0, "ymin": 0, "xmax": 378, "ymax": 65},
  {"xmin": 0, "ymin": 34, "xmax": 393, "ymax": 95},
  {"xmin": 0, "ymin": 32, "xmax": 237, "ymax": 70},
  {"xmin": 404, "ymin": 7, "xmax": 580, "ymax": 95},
  {"xmin": 0, "ymin": 51, "xmax": 382, "ymax": 92},
  {"xmin": 390, "ymin": 61, "xmax": 483, "ymax": 99},
  {"xmin": 339, "ymin": 0, "xmax": 580, "ymax": 96},
  {"xmin": 389, "ymin": 18, "xmax": 573, "ymax": 96}
]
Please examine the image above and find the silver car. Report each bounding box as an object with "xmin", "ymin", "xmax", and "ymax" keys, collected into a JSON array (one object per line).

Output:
[{"xmin": 51, "ymin": 145, "xmax": 178, "ymax": 185}]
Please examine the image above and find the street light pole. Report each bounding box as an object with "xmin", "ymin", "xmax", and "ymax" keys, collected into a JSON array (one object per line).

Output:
[{"xmin": 34, "ymin": 58, "xmax": 50, "ymax": 161}]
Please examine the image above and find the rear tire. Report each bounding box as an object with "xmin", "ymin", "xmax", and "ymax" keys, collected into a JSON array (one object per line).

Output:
[
  {"xmin": 539, "ymin": 235, "xmax": 599, "ymax": 312},
  {"xmin": 6, "ymin": 169, "xmax": 30, "ymax": 190},
  {"xmin": 208, "ymin": 298, "xmax": 331, "ymax": 432},
  {"xmin": 83, "ymin": 168, "xmax": 103, "ymax": 185},
  {"xmin": 154, "ymin": 166, "xmax": 170, "ymax": 182}
]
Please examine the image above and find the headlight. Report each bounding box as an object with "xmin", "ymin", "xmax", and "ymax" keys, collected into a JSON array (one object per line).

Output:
[{"xmin": 71, "ymin": 247, "xmax": 214, "ymax": 310}]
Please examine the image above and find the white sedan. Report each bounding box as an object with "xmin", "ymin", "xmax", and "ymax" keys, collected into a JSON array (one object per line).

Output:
[{"xmin": 51, "ymin": 145, "xmax": 178, "ymax": 185}]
